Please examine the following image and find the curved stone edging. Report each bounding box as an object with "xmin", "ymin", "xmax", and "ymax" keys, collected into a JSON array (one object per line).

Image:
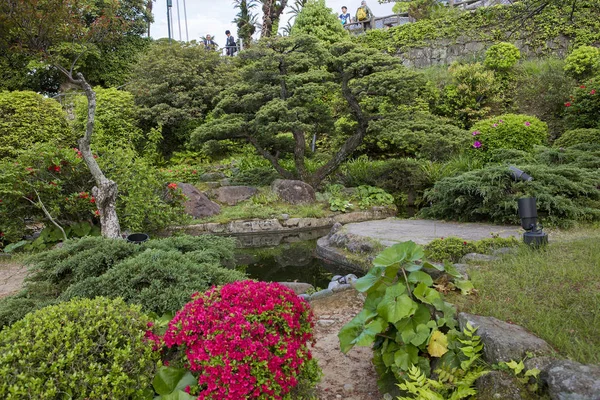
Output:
[
  {"xmin": 316, "ymin": 236, "xmax": 370, "ymax": 274},
  {"xmin": 164, "ymin": 208, "xmax": 395, "ymax": 236}
]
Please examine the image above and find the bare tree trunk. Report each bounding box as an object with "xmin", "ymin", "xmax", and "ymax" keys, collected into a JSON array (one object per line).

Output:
[
  {"xmin": 261, "ymin": 0, "xmax": 288, "ymax": 38},
  {"xmin": 309, "ymin": 77, "xmax": 368, "ymax": 187},
  {"xmin": 63, "ymin": 70, "xmax": 121, "ymax": 238}
]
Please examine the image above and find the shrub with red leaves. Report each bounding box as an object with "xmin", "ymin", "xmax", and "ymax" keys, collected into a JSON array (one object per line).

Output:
[{"xmin": 162, "ymin": 281, "xmax": 318, "ymax": 399}]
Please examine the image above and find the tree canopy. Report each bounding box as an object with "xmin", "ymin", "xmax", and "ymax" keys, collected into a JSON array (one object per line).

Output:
[
  {"xmin": 290, "ymin": 0, "xmax": 349, "ymax": 44},
  {"xmin": 191, "ymin": 35, "xmax": 428, "ymax": 186}
]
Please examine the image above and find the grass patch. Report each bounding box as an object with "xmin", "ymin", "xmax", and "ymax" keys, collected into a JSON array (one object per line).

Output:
[
  {"xmin": 450, "ymin": 232, "xmax": 600, "ymax": 364},
  {"xmin": 190, "ymin": 186, "xmax": 331, "ymax": 224}
]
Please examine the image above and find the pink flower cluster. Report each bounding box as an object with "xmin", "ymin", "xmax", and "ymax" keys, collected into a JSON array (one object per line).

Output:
[{"xmin": 161, "ymin": 281, "xmax": 315, "ymax": 400}]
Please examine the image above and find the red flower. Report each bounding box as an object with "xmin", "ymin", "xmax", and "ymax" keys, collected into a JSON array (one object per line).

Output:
[
  {"xmin": 580, "ymin": 85, "xmax": 586, "ymax": 89},
  {"xmin": 167, "ymin": 183, "xmax": 178, "ymax": 190},
  {"xmin": 49, "ymin": 181, "xmax": 57, "ymax": 186},
  {"xmin": 94, "ymin": 210, "xmax": 100, "ymax": 217},
  {"xmin": 78, "ymin": 192, "xmax": 89, "ymax": 199},
  {"xmin": 565, "ymin": 102, "xmax": 572, "ymax": 107},
  {"xmin": 591, "ymin": 89, "xmax": 596, "ymax": 95},
  {"xmin": 48, "ymin": 165, "xmax": 61, "ymax": 173},
  {"xmin": 463, "ymin": 241, "xmax": 467, "ymax": 245},
  {"xmin": 90, "ymin": 197, "xmax": 96, "ymax": 204}
]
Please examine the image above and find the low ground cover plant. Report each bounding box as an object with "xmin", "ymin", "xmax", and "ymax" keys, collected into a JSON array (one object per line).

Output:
[
  {"xmin": 424, "ymin": 236, "xmax": 520, "ymax": 263},
  {"xmin": 157, "ymin": 280, "xmax": 321, "ymax": 399},
  {"xmin": 0, "ymin": 297, "xmax": 160, "ymax": 399}
]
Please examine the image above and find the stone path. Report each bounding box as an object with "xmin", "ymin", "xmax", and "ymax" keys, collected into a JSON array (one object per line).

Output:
[
  {"xmin": 341, "ymin": 218, "xmax": 522, "ymax": 246},
  {"xmin": 0, "ymin": 258, "xmax": 27, "ymax": 298}
]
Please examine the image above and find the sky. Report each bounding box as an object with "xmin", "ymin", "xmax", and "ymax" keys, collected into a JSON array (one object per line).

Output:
[{"xmin": 150, "ymin": 0, "xmax": 395, "ymax": 46}]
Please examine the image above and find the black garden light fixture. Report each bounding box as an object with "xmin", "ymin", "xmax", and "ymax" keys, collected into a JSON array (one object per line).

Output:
[{"xmin": 510, "ymin": 167, "xmax": 549, "ymax": 247}]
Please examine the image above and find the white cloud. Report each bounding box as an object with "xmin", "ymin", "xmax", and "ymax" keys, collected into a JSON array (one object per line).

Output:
[{"xmin": 150, "ymin": 0, "xmax": 394, "ymax": 45}]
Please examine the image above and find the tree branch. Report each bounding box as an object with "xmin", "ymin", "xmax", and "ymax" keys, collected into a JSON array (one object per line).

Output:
[
  {"xmin": 22, "ymin": 189, "xmax": 68, "ymax": 242},
  {"xmin": 247, "ymin": 136, "xmax": 294, "ymax": 179}
]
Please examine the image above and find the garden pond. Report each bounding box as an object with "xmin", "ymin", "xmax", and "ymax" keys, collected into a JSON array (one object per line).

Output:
[{"xmin": 231, "ymin": 227, "xmax": 359, "ymax": 290}]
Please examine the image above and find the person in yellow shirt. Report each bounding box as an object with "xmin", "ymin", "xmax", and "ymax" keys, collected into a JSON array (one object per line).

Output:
[{"xmin": 355, "ymin": 1, "xmax": 374, "ymax": 30}]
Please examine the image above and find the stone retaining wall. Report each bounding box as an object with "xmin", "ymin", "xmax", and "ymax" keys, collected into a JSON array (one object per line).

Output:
[
  {"xmin": 399, "ymin": 35, "xmax": 572, "ymax": 68},
  {"xmin": 165, "ymin": 207, "xmax": 395, "ymax": 237}
]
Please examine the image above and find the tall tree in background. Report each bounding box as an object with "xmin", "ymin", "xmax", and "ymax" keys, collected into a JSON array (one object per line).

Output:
[
  {"xmin": 260, "ymin": 0, "xmax": 289, "ymax": 37},
  {"xmin": 282, "ymin": 0, "xmax": 308, "ymax": 35},
  {"xmin": 290, "ymin": 0, "xmax": 349, "ymax": 44},
  {"xmin": 0, "ymin": 0, "xmax": 149, "ymax": 238},
  {"xmin": 234, "ymin": 0, "xmax": 259, "ymax": 48}
]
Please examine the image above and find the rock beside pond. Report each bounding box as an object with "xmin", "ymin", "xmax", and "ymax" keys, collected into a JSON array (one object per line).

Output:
[
  {"xmin": 177, "ymin": 183, "xmax": 220, "ymax": 218},
  {"xmin": 271, "ymin": 179, "xmax": 316, "ymax": 204},
  {"xmin": 213, "ymin": 185, "xmax": 258, "ymax": 205},
  {"xmin": 542, "ymin": 359, "xmax": 600, "ymax": 400},
  {"xmin": 458, "ymin": 313, "xmax": 553, "ymax": 363},
  {"xmin": 278, "ymin": 282, "xmax": 314, "ymax": 295}
]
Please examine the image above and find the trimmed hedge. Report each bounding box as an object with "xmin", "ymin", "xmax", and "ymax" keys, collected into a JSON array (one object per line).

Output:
[
  {"xmin": 554, "ymin": 128, "xmax": 600, "ymax": 148},
  {"xmin": 0, "ymin": 91, "xmax": 75, "ymax": 158},
  {"xmin": 0, "ymin": 297, "xmax": 159, "ymax": 399}
]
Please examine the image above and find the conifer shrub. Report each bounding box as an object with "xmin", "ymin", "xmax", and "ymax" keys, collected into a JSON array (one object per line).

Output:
[
  {"xmin": 159, "ymin": 281, "xmax": 320, "ymax": 399},
  {"xmin": 554, "ymin": 128, "xmax": 600, "ymax": 148},
  {"xmin": 0, "ymin": 235, "xmax": 241, "ymax": 329},
  {"xmin": 0, "ymin": 297, "xmax": 159, "ymax": 399},
  {"xmin": 230, "ymin": 167, "xmax": 280, "ymax": 186},
  {"xmin": 421, "ymin": 164, "xmax": 600, "ymax": 227},
  {"xmin": 61, "ymin": 249, "xmax": 246, "ymax": 315},
  {"xmin": 469, "ymin": 114, "xmax": 548, "ymax": 158},
  {"xmin": 0, "ymin": 91, "xmax": 76, "ymax": 159}
]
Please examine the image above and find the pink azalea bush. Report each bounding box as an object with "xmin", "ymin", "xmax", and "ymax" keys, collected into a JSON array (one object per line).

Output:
[{"xmin": 161, "ymin": 281, "xmax": 320, "ymax": 399}]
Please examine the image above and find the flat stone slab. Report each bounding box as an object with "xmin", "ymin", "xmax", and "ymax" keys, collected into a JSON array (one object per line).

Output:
[{"xmin": 340, "ymin": 218, "xmax": 521, "ymax": 246}]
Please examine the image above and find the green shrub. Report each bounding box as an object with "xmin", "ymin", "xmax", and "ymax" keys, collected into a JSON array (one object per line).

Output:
[
  {"xmin": 365, "ymin": 112, "xmax": 471, "ymax": 161},
  {"xmin": 484, "ymin": 42, "xmax": 521, "ymax": 70},
  {"xmin": 564, "ymin": 76, "xmax": 600, "ymax": 130},
  {"xmin": 421, "ymin": 164, "xmax": 600, "ymax": 227},
  {"xmin": 435, "ymin": 63, "xmax": 500, "ymax": 129},
  {"xmin": 514, "ymin": 58, "xmax": 575, "ymax": 139},
  {"xmin": 564, "ymin": 46, "xmax": 600, "ymax": 79},
  {"xmin": 0, "ymin": 235, "xmax": 240, "ymax": 329},
  {"xmin": 0, "ymin": 91, "xmax": 76, "ymax": 159},
  {"xmin": 0, "ymin": 297, "xmax": 159, "ymax": 399},
  {"xmin": 424, "ymin": 236, "xmax": 520, "ymax": 263},
  {"xmin": 61, "ymin": 248, "xmax": 245, "ymax": 315},
  {"xmin": 469, "ymin": 114, "xmax": 548, "ymax": 158},
  {"xmin": 230, "ymin": 167, "xmax": 280, "ymax": 186},
  {"xmin": 72, "ymin": 87, "xmax": 143, "ymax": 150},
  {"xmin": 555, "ymin": 128, "xmax": 600, "ymax": 148}
]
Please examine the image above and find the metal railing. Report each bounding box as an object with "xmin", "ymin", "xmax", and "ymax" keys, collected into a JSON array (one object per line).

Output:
[
  {"xmin": 344, "ymin": 0, "xmax": 513, "ymax": 34},
  {"xmin": 220, "ymin": 44, "xmax": 242, "ymax": 57}
]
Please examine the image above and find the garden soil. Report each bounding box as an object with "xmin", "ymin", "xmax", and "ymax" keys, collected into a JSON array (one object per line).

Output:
[
  {"xmin": 0, "ymin": 259, "xmax": 27, "ymax": 298},
  {"xmin": 311, "ymin": 289, "xmax": 381, "ymax": 400}
]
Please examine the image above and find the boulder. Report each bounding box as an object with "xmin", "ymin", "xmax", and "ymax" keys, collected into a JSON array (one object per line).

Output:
[
  {"xmin": 458, "ymin": 313, "xmax": 553, "ymax": 363},
  {"xmin": 476, "ymin": 371, "xmax": 526, "ymax": 400},
  {"xmin": 213, "ymin": 186, "xmax": 258, "ymax": 206},
  {"xmin": 271, "ymin": 179, "xmax": 316, "ymax": 204},
  {"xmin": 177, "ymin": 183, "xmax": 220, "ymax": 218},
  {"xmin": 277, "ymin": 282, "xmax": 314, "ymax": 295},
  {"xmin": 542, "ymin": 360, "xmax": 600, "ymax": 400},
  {"xmin": 199, "ymin": 172, "xmax": 226, "ymax": 182}
]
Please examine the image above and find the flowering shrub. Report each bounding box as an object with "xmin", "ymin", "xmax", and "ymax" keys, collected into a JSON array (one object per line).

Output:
[
  {"xmin": 469, "ymin": 114, "xmax": 548, "ymax": 158},
  {"xmin": 564, "ymin": 77, "xmax": 600, "ymax": 130},
  {"xmin": 161, "ymin": 281, "xmax": 320, "ymax": 399}
]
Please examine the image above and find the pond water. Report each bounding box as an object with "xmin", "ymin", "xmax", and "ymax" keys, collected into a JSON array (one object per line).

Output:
[{"xmin": 232, "ymin": 228, "xmax": 360, "ymax": 290}]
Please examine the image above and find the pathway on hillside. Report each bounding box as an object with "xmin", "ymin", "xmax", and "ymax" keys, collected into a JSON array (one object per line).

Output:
[{"xmin": 0, "ymin": 259, "xmax": 27, "ymax": 298}]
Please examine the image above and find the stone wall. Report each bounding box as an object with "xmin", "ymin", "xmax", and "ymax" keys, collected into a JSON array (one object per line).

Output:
[{"xmin": 399, "ymin": 35, "xmax": 572, "ymax": 68}]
